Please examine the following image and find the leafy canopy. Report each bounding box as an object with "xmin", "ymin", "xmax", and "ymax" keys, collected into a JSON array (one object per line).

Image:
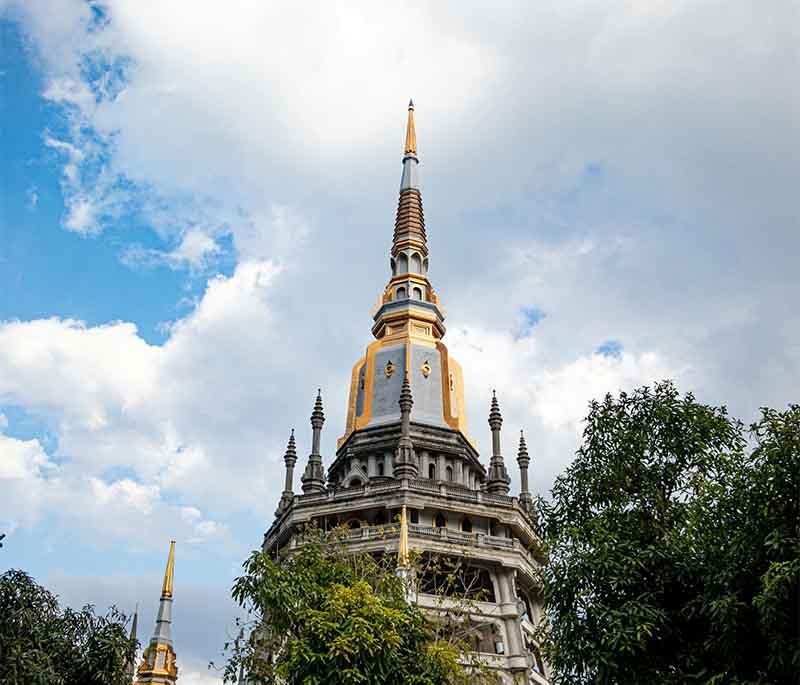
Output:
[
  {"xmin": 223, "ymin": 528, "xmax": 475, "ymax": 685},
  {"xmin": 537, "ymin": 381, "xmax": 799, "ymax": 684},
  {"xmin": 0, "ymin": 569, "xmax": 136, "ymax": 685}
]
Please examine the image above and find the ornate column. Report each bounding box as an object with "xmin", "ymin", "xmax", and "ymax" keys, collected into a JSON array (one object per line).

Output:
[
  {"xmin": 301, "ymin": 390, "xmax": 326, "ymax": 493},
  {"xmin": 486, "ymin": 390, "xmax": 511, "ymax": 494}
]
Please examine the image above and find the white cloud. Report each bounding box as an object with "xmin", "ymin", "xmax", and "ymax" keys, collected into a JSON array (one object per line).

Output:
[
  {"xmin": 0, "ymin": 258, "xmax": 297, "ymax": 530},
  {"xmin": 447, "ymin": 322, "xmax": 681, "ymax": 495},
  {"xmin": 0, "ymin": 432, "xmax": 55, "ymax": 533}
]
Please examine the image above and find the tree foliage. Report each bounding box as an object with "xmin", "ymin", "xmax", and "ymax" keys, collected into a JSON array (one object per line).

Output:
[
  {"xmin": 222, "ymin": 527, "xmax": 489, "ymax": 684},
  {"xmin": 0, "ymin": 569, "xmax": 136, "ymax": 685},
  {"xmin": 537, "ymin": 381, "xmax": 799, "ymax": 684}
]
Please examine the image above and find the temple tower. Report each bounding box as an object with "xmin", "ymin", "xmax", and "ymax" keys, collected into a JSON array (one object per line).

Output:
[
  {"xmin": 263, "ymin": 103, "xmax": 549, "ymax": 684},
  {"xmin": 135, "ymin": 541, "xmax": 179, "ymax": 684}
]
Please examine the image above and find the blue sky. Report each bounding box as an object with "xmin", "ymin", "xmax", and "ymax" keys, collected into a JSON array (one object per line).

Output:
[{"xmin": 1, "ymin": 2, "xmax": 798, "ymax": 682}]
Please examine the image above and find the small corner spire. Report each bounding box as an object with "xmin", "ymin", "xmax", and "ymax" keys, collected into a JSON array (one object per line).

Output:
[
  {"xmin": 161, "ymin": 540, "xmax": 176, "ymax": 599},
  {"xmin": 517, "ymin": 428, "xmax": 533, "ymax": 512},
  {"xmin": 404, "ymin": 98, "xmax": 417, "ymax": 156},
  {"xmin": 487, "ymin": 391, "xmax": 510, "ymax": 494},
  {"xmin": 302, "ymin": 389, "xmax": 327, "ymax": 494}
]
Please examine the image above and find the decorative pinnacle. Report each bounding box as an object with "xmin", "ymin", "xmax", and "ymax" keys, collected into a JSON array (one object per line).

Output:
[
  {"xmin": 404, "ymin": 99, "xmax": 417, "ymax": 156},
  {"xmin": 284, "ymin": 429, "xmax": 297, "ymax": 466},
  {"xmin": 489, "ymin": 390, "xmax": 503, "ymax": 430},
  {"xmin": 311, "ymin": 389, "xmax": 325, "ymax": 429},
  {"xmin": 398, "ymin": 504, "xmax": 410, "ymax": 567},
  {"xmin": 399, "ymin": 370, "xmax": 414, "ymax": 414},
  {"xmin": 161, "ymin": 540, "xmax": 176, "ymax": 599},
  {"xmin": 517, "ymin": 429, "xmax": 530, "ymax": 467}
]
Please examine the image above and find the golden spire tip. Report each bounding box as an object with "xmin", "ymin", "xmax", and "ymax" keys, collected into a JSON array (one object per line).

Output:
[
  {"xmin": 404, "ymin": 99, "xmax": 417, "ymax": 156},
  {"xmin": 161, "ymin": 540, "xmax": 176, "ymax": 599}
]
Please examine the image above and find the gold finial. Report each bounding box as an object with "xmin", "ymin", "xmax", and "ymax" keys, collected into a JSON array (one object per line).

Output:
[
  {"xmin": 404, "ymin": 99, "xmax": 417, "ymax": 156},
  {"xmin": 161, "ymin": 540, "xmax": 176, "ymax": 598},
  {"xmin": 398, "ymin": 505, "xmax": 410, "ymax": 567}
]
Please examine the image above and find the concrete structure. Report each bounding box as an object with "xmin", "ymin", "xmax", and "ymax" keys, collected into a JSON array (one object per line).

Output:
[{"xmin": 264, "ymin": 102, "xmax": 549, "ymax": 684}]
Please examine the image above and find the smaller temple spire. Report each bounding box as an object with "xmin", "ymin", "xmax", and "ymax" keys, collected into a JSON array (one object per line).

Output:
[
  {"xmin": 404, "ymin": 99, "xmax": 417, "ymax": 156},
  {"xmin": 393, "ymin": 372, "xmax": 418, "ymax": 479},
  {"xmin": 517, "ymin": 429, "xmax": 533, "ymax": 512},
  {"xmin": 486, "ymin": 391, "xmax": 511, "ymax": 494},
  {"xmin": 136, "ymin": 542, "xmax": 178, "ymax": 683},
  {"xmin": 276, "ymin": 429, "xmax": 297, "ymax": 516},
  {"xmin": 124, "ymin": 604, "xmax": 139, "ymax": 680},
  {"xmin": 301, "ymin": 390, "xmax": 327, "ymax": 493}
]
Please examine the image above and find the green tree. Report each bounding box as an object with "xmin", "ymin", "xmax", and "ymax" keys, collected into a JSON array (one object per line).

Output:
[
  {"xmin": 222, "ymin": 527, "xmax": 488, "ymax": 684},
  {"xmin": 536, "ymin": 382, "xmax": 799, "ymax": 684},
  {"xmin": 0, "ymin": 569, "xmax": 137, "ymax": 685}
]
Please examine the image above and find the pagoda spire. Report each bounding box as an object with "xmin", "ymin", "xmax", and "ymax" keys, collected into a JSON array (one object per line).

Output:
[
  {"xmin": 136, "ymin": 541, "xmax": 179, "ymax": 683},
  {"xmin": 393, "ymin": 371, "xmax": 418, "ymax": 479},
  {"xmin": 301, "ymin": 390, "xmax": 326, "ymax": 493},
  {"xmin": 276, "ymin": 429, "xmax": 297, "ymax": 515},
  {"xmin": 125, "ymin": 604, "xmax": 139, "ymax": 681},
  {"xmin": 486, "ymin": 391, "xmax": 511, "ymax": 494},
  {"xmin": 394, "ymin": 99, "xmax": 426, "ymax": 256},
  {"xmin": 370, "ymin": 101, "xmax": 447, "ymax": 342},
  {"xmin": 517, "ymin": 429, "xmax": 533, "ymax": 511}
]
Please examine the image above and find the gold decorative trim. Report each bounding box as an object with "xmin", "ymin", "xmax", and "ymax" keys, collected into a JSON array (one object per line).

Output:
[
  {"xmin": 385, "ymin": 359, "xmax": 396, "ymax": 379},
  {"xmin": 421, "ymin": 359, "xmax": 431, "ymax": 378}
]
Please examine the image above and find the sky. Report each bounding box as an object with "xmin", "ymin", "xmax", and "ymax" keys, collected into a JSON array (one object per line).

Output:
[{"xmin": 1, "ymin": 1, "xmax": 798, "ymax": 682}]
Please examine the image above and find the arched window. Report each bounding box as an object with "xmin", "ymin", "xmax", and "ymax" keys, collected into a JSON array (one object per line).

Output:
[
  {"xmin": 397, "ymin": 253, "xmax": 409, "ymax": 274},
  {"xmin": 396, "ymin": 286, "xmax": 407, "ymax": 300},
  {"xmin": 428, "ymin": 463, "xmax": 436, "ymax": 480},
  {"xmin": 345, "ymin": 518, "xmax": 361, "ymax": 529},
  {"xmin": 390, "ymin": 257, "xmax": 396, "ymax": 275},
  {"xmin": 377, "ymin": 461, "xmax": 384, "ymax": 476},
  {"xmin": 349, "ymin": 477, "xmax": 362, "ymax": 488},
  {"xmin": 374, "ymin": 510, "xmax": 388, "ymax": 525},
  {"xmin": 412, "ymin": 286, "xmax": 423, "ymax": 300},
  {"xmin": 434, "ymin": 513, "xmax": 447, "ymax": 528},
  {"xmin": 461, "ymin": 517, "xmax": 473, "ymax": 533},
  {"xmin": 410, "ymin": 252, "xmax": 422, "ymax": 273},
  {"xmin": 445, "ymin": 465, "xmax": 453, "ymax": 482},
  {"xmin": 422, "ymin": 257, "xmax": 429, "ymax": 274}
]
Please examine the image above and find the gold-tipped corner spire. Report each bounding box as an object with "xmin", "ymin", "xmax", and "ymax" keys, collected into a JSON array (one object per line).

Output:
[
  {"xmin": 398, "ymin": 505, "xmax": 410, "ymax": 567},
  {"xmin": 161, "ymin": 540, "xmax": 176, "ymax": 598},
  {"xmin": 404, "ymin": 99, "xmax": 417, "ymax": 156}
]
